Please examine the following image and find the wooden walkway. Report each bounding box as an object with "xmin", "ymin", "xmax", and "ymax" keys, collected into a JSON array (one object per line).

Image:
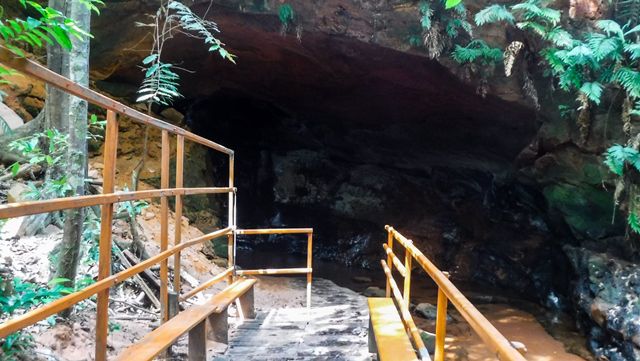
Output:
[{"xmin": 214, "ymin": 278, "xmax": 374, "ymax": 361}]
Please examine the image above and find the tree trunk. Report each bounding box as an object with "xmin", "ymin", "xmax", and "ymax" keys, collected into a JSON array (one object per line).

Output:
[{"xmin": 45, "ymin": 0, "xmax": 91, "ymax": 315}]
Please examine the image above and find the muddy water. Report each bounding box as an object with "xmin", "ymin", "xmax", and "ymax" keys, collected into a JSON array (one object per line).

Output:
[{"xmin": 237, "ymin": 246, "xmax": 593, "ymax": 360}]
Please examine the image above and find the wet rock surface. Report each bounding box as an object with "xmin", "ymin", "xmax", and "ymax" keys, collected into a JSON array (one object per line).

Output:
[{"xmin": 565, "ymin": 246, "xmax": 640, "ymax": 361}]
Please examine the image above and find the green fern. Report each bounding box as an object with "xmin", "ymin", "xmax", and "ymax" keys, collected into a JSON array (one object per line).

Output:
[
  {"xmin": 512, "ymin": 0, "xmax": 561, "ymax": 26},
  {"xmin": 452, "ymin": 39, "xmax": 503, "ymax": 65},
  {"xmin": 474, "ymin": 5, "xmax": 515, "ymax": 26},
  {"xmin": 613, "ymin": 67, "xmax": 640, "ymax": 98},
  {"xmin": 137, "ymin": 58, "xmax": 181, "ymax": 105},
  {"xmin": 605, "ymin": 144, "xmax": 640, "ymax": 175},
  {"xmin": 545, "ymin": 27, "xmax": 574, "ymax": 48},
  {"xmin": 616, "ymin": 0, "xmax": 640, "ymax": 27},
  {"xmin": 419, "ymin": 1, "xmax": 433, "ymax": 30},
  {"xmin": 167, "ymin": 1, "xmax": 236, "ymax": 63},
  {"xmin": 580, "ymin": 82, "xmax": 604, "ymax": 104},
  {"xmin": 278, "ymin": 3, "xmax": 294, "ymax": 25}
]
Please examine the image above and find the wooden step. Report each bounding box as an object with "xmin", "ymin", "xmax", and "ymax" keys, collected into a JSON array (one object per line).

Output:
[
  {"xmin": 368, "ymin": 297, "xmax": 419, "ymax": 361},
  {"xmin": 114, "ymin": 277, "xmax": 257, "ymax": 361}
]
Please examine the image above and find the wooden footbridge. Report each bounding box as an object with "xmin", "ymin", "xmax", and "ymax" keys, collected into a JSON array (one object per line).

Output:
[{"xmin": 0, "ymin": 49, "xmax": 527, "ymax": 361}]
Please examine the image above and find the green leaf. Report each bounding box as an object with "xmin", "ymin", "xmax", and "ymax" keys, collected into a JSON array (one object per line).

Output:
[
  {"xmin": 580, "ymin": 82, "xmax": 604, "ymax": 105},
  {"xmin": 10, "ymin": 162, "xmax": 20, "ymax": 176},
  {"xmin": 142, "ymin": 54, "xmax": 158, "ymax": 65},
  {"xmin": 474, "ymin": 5, "xmax": 514, "ymax": 26},
  {"xmin": 445, "ymin": 0, "xmax": 463, "ymax": 9}
]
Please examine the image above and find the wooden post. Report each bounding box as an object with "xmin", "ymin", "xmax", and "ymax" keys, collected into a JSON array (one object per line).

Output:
[
  {"xmin": 173, "ymin": 135, "xmax": 184, "ymax": 294},
  {"xmin": 228, "ymin": 154, "xmax": 234, "ymax": 283},
  {"xmin": 403, "ymin": 240, "xmax": 412, "ymax": 309},
  {"xmin": 385, "ymin": 228, "xmax": 393, "ymax": 298},
  {"xmin": 95, "ymin": 110, "xmax": 118, "ymax": 361},
  {"xmin": 237, "ymin": 287, "xmax": 255, "ymax": 320},
  {"xmin": 434, "ymin": 273, "xmax": 450, "ymax": 361},
  {"xmin": 168, "ymin": 291, "xmax": 179, "ymax": 319},
  {"xmin": 227, "ymin": 233, "xmax": 233, "ymax": 284},
  {"xmin": 207, "ymin": 308, "xmax": 229, "ymax": 344},
  {"xmin": 306, "ymin": 232, "xmax": 313, "ymax": 309},
  {"xmin": 188, "ymin": 320, "xmax": 207, "ymax": 361},
  {"xmin": 160, "ymin": 130, "xmax": 170, "ymax": 322}
]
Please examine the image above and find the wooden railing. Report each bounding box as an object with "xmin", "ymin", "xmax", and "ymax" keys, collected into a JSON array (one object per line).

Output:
[
  {"xmin": 383, "ymin": 226, "xmax": 527, "ymax": 361},
  {"xmin": 0, "ymin": 49, "xmax": 313, "ymax": 361}
]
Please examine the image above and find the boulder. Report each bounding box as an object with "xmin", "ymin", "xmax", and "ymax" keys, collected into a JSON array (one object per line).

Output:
[
  {"xmin": 415, "ymin": 303, "xmax": 453, "ymax": 322},
  {"xmin": 363, "ymin": 286, "xmax": 385, "ymax": 298}
]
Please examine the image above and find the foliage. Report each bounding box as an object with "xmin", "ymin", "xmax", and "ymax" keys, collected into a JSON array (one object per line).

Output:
[
  {"xmin": 0, "ymin": 278, "xmax": 73, "ymax": 358},
  {"xmin": 452, "ymin": 39, "xmax": 503, "ymax": 65},
  {"xmin": 136, "ymin": 1, "xmax": 235, "ymax": 107},
  {"xmin": 605, "ymin": 145, "xmax": 640, "ymax": 176},
  {"xmin": 416, "ymin": 0, "xmax": 472, "ymax": 58},
  {"xmin": 278, "ymin": 3, "xmax": 295, "ymax": 26},
  {"xmin": 474, "ymin": 5, "xmax": 515, "ymax": 26}
]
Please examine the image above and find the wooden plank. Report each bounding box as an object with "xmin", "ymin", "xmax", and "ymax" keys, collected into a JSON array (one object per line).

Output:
[
  {"xmin": 306, "ymin": 232, "xmax": 313, "ymax": 309},
  {"xmin": 0, "ymin": 47, "xmax": 234, "ymax": 155},
  {"xmin": 180, "ymin": 267, "xmax": 234, "ymax": 301},
  {"xmin": 114, "ymin": 278, "xmax": 257, "ymax": 361},
  {"xmin": 368, "ymin": 298, "xmax": 419, "ymax": 361},
  {"xmin": 236, "ymin": 268, "xmax": 312, "ymax": 276},
  {"xmin": 380, "ymin": 260, "xmax": 429, "ymax": 360},
  {"xmin": 0, "ymin": 187, "xmax": 234, "ymax": 219},
  {"xmin": 95, "ymin": 110, "xmax": 118, "ymax": 361},
  {"xmin": 174, "ymin": 135, "xmax": 185, "ymax": 294},
  {"xmin": 236, "ymin": 228, "xmax": 314, "ymax": 235},
  {"xmin": 160, "ymin": 130, "xmax": 170, "ymax": 322},
  {"xmin": 384, "ymin": 226, "xmax": 527, "ymax": 361},
  {"xmin": 0, "ymin": 227, "xmax": 233, "ymax": 339}
]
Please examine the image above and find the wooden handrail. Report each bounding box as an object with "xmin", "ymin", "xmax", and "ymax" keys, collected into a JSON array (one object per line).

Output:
[
  {"xmin": 381, "ymin": 259, "xmax": 430, "ymax": 360},
  {"xmin": 0, "ymin": 48, "xmax": 319, "ymax": 360},
  {"xmin": 235, "ymin": 229, "xmax": 313, "ymax": 308},
  {"xmin": 0, "ymin": 187, "xmax": 235, "ymax": 219},
  {"xmin": 236, "ymin": 228, "xmax": 314, "ymax": 235},
  {"xmin": 384, "ymin": 226, "xmax": 526, "ymax": 361},
  {"xmin": 0, "ymin": 47, "xmax": 233, "ymax": 155},
  {"xmin": 0, "ymin": 227, "xmax": 233, "ymax": 339},
  {"xmin": 180, "ymin": 267, "xmax": 234, "ymax": 302}
]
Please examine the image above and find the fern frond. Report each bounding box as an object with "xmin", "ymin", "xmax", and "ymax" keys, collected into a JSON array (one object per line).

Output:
[
  {"xmin": 595, "ymin": 20, "xmax": 624, "ymax": 39},
  {"xmin": 587, "ymin": 33, "xmax": 623, "ymax": 61},
  {"xmin": 418, "ymin": 1, "xmax": 433, "ymax": 30},
  {"xmin": 517, "ymin": 21, "xmax": 548, "ymax": 37},
  {"xmin": 545, "ymin": 27, "xmax": 574, "ymax": 48},
  {"xmin": 452, "ymin": 40, "xmax": 502, "ymax": 65},
  {"xmin": 624, "ymin": 42, "xmax": 640, "ymax": 60},
  {"xmin": 613, "ymin": 67, "xmax": 640, "ymax": 97},
  {"xmin": 512, "ymin": 0, "xmax": 561, "ymax": 26},
  {"xmin": 616, "ymin": 0, "xmax": 640, "ymax": 27},
  {"xmin": 137, "ymin": 61, "xmax": 182, "ymax": 105},
  {"xmin": 474, "ymin": 5, "xmax": 514, "ymax": 26},
  {"xmin": 565, "ymin": 43, "xmax": 594, "ymax": 65},
  {"xmin": 580, "ymin": 81, "xmax": 604, "ymax": 104},
  {"xmin": 167, "ymin": 1, "xmax": 236, "ymax": 63}
]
